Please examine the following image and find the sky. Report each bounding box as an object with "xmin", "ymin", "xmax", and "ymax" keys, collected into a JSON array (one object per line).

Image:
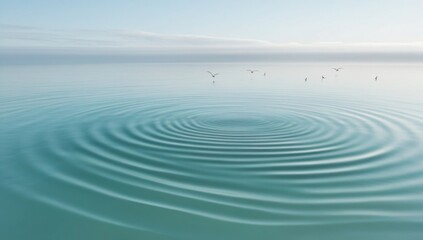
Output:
[{"xmin": 1, "ymin": 0, "xmax": 423, "ymax": 58}]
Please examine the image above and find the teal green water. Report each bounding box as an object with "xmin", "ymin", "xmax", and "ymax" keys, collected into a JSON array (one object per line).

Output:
[{"xmin": 1, "ymin": 63, "xmax": 423, "ymax": 239}]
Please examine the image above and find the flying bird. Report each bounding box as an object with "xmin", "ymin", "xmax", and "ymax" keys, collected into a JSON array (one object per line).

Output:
[
  {"xmin": 264, "ymin": 72, "xmax": 266, "ymax": 76},
  {"xmin": 332, "ymin": 68, "xmax": 343, "ymax": 72},
  {"xmin": 247, "ymin": 69, "xmax": 259, "ymax": 74},
  {"xmin": 321, "ymin": 76, "xmax": 326, "ymax": 80},
  {"xmin": 375, "ymin": 76, "xmax": 378, "ymax": 81},
  {"xmin": 207, "ymin": 71, "xmax": 219, "ymax": 78},
  {"xmin": 305, "ymin": 77, "xmax": 308, "ymax": 82}
]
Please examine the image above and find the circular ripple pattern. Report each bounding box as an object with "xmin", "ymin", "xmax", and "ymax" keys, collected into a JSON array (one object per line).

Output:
[{"xmin": 3, "ymin": 93, "xmax": 423, "ymax": 232}]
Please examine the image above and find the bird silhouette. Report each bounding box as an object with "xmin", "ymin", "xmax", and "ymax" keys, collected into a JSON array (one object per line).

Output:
[
  {"xmin": 305, "ymin": 77, "xmax": 308, "ymax": 82},
  {"xmin": 207, "ymin": 71, "xmax": 219, "ymax": 78},
  {"xmin": 321, "ymin": 76, "xmax": 326, "ymax": 80},
  {"xmin": 332, "ymin": 68, "xmax": 342, "ymax": 72},
  {"xmin": 247, "ymin": 69, "xmax": 259, "ymax": 74},
  {"xmin": 375, "ymin": 76, "xmax": 378, "ymax": 81}
]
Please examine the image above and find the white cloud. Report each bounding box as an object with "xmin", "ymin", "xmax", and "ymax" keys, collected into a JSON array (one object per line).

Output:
[
  {"xmin": 1, "ymin": 24, "xmax": 423, "ymax": 62},
  {"xmin": 2, "ymin": 24, "xmax": 423, "ymax": 51},
  {"xmin": 0, "ymin": 24, "xmax": 272, "ymax": 49}
]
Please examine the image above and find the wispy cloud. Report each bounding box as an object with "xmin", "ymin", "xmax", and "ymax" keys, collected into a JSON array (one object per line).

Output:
[
  {"xmin": 2, "ymin": 24, "xmax": 423, "ymax": 64},
  {"xmin": 0, "ymin": 24, "xmax": 272, "ymax": 49},
  {"xmin": 3, "ymin": 24, "xmax": 423, "ymax": 52}
]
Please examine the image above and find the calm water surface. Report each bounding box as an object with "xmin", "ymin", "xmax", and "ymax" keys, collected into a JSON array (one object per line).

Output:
[{"xmin": 1, "ymin": 62, "xmax": 423, "ymax": 240}]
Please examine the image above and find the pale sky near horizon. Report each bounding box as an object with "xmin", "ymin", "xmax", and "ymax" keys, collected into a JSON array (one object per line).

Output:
[{"xmin": 1, "ymin": 0, "xmax": 423, "ymax": 50}]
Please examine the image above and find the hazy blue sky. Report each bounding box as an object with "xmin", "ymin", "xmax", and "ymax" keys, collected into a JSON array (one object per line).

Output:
[
  {"xmin": 2, "ymin": 0, "xmax": 423, "ymax": 42},
  {"xmin": 1, "ymin": 0, "xmax": 423, "ymax": 54}
]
